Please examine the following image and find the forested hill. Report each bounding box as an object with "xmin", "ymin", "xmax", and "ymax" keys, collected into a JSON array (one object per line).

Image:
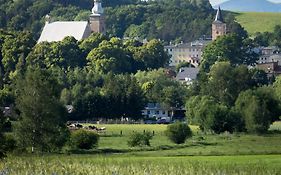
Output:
[{"xmin": 0, "ymin": 0, "xmax": 224, "ymax": 42}]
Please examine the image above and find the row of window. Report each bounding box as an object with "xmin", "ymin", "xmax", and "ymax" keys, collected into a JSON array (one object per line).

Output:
[
  {"xmin": 172, "ymin": 59, "xmax": 199, "ymax": 64},
  {"xmin": 147, "ymin": 110, "xmax": 166, "ymax": 115},
  {"xmin": 166, "ymin": 48, "xmax": 201, "ymax": 52}
]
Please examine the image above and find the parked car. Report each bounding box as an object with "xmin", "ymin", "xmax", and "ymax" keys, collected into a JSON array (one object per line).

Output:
[{"xmin": 156, "ymin": 118, "xmax": 170, "ymax": 124}]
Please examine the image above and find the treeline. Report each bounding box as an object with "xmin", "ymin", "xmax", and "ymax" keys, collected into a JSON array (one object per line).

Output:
[
  {"xmin": 0, "ymin": 31, "xmax": 185, "ymax": 121},
  {"xmin": 0, "ymin": 0, "xmax": 245, "ymax": 42},
  {"xmin": 186, "ymin": 34, "xmax": 281, "ymax": 134},
  {"xmin": 254, "ymin": 25, "xmax": 281, "ymax": 48}
]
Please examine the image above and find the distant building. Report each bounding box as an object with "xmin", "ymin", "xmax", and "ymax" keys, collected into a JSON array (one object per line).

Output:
[
  {"xmin": 165, "ymin": 7, "xmax": 226, "ymax": 67},
  {"xmin": 256, "ymin": 62, "xmax": 281, "ymax": 76},
  {"xmin": 142, "ymin": 103, "xmax": 186, "ymax": 122},
  {"xmin": 212, "ymin": 6, "xmax": 226, "ymax": 41},
  {"xmin": 256, "ymin": 46, "xmax": 281, "ymax": 76},
  {"xmin": 176, "ymin": 67, "xmax": 199, "ymax": 85},
  {"xmin": 38, "ymin": 0, "xmax": 105, "ymax": 43},
  {"xmin": 164, "ymin": 39, "xmax": 211, "ymax": 67},
  {"xmin": 142, "ymin": 103, "xmax": 171, "ymax": 119},
  {"xmin": 257, "ymin": 46, "xmax": 281, "ymax": 65}
]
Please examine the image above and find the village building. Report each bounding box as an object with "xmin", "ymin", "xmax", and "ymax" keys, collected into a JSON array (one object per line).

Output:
[
  {"xmin": 175, "ymin": 67, "xmax": 199, "ymax": 85},
  {"xmin": 165, "ymin": 7, "xmax": 226, "ymax": 68},
  {"xmin": 38, "ymin": 0, "xmax": 105, "ymax": 43}
]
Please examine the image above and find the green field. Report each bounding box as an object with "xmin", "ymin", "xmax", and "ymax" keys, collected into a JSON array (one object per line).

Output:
[
  {"xmin": 235, "ymin": 12, "xmax": 281, "ymax": 36},
  {"xmin": 1, "ymin": 122, "xmax": 281, "ymax": 174},
  {"xmin": 1, "ymin": 155, "xmax": 280, "ymax": 175}
]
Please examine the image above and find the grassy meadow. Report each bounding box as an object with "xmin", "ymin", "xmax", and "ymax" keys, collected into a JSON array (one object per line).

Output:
[
  {"xmin": 1, "ymin": 155, "xmax": 280, "ymax": 175},
  {"xmin": 235, "ymin": 12, "xmax": 281, "ymax": 36},
  {"xmin": 1, "ymin": 122, "xmax": 281, "ymax": 174}
]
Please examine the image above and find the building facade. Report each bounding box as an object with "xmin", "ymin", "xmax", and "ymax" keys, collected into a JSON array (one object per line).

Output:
[{"xmin": 165, "ymin": 39, "xmax": 211, "ymax": 67}]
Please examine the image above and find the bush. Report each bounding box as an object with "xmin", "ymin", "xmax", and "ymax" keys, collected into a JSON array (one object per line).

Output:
[
  {"xmin": 166, "ymin": 122, "xmax": 192, "ymax": 144},
  {"xmin": 127, "ymin": 132, "xmax": 153, "ymax": 147},
  {"xmin": 70, "ymin": 130, "xmax": 99, "ymax": 150}
]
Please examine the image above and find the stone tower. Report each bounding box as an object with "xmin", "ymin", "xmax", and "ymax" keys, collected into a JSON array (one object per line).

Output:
[
  {"xmin": 89, "ymin": 0, "xmax": 106, "ymax": 34},
  {"xmin": 212, "ymin": 6, "xmax": 226, "ymax": 41}
]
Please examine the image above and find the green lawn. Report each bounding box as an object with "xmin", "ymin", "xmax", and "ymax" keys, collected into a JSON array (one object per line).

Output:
[{"xmin": 235, "ymin": 12, "xmax": 281, "ymax": 36}]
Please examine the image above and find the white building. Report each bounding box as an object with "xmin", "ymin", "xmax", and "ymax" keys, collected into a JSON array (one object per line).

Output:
[
  {"xmin": 142, "ymin": 103, "xmax": 171, "ymax": 119},
  {"xmin": 38, "ymin": 0, "xmax": 105, "ymax": 43}
]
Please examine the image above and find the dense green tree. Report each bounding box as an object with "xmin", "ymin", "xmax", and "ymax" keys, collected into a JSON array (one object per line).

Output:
[
  {"xmin": 14, "ymin": 68, "xmax": 69, "ymax": 152},
  {"xmin": 1, "ymin": 31, "xmax": 35, "ymax": 81},
  {"xmin": 135, "ymin": 69, "xmax": 185, "ymax": 108},
  {"xmin": 87, "ymin": 38, "xmax": 134, "ymax": 73},
  {"xmin": 235, "ymin": 87, "xmax": 281, "ymax": 133},
  {"xmin": 201, "ymin": 62, "xmax": 251, "ymax": 106},
  {"xmin": 185, "ymin": 95, "xmax": 243, "ymax": 133},
  {"xmin": 201, "ymin": 34, "xmax": 258, "ymax": 73},
  {"xmin": 133, "ymin": 39, "xmax": 169, "ymax": 69},
  {"xmin": 166, "ymin": 122, "xmax": 192, "ymax": 144}
]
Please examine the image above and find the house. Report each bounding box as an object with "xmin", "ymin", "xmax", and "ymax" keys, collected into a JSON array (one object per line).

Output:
[
  {"xmin": 142, "ymin": 103, "xmax": 171, "ymax": 119},
  {"xmin": 142, "ymin": 103, "xmax": 186, "ymax": 122},
  {"xmin": 38, "ymin": 0, "xmax": 105, "ymax": 43},
  {"xmin": 175, "ymin": 67, "xmax": 199, "ymax": 85}
]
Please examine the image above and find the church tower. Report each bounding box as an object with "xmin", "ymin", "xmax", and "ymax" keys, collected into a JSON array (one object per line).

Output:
[
  {"xmin": 89, "ymin": 0, "xmax": 106, "ymax": 34},
  {"xmin": 212, "ymin": 7, "xmax": 226, "ymax": 41}
]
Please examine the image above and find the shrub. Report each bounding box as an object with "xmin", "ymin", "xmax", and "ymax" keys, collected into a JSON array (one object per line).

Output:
[
  {"xmin": 127, "ymin": 132, "xmax": 153, "ymax": 147},
  {"xmin": 70, "ymin": 130, "xmax": 99, "ymax": 150},
  {"xmin": 166, "ymin": 122, "xmax": 192, "ymax": 144}
]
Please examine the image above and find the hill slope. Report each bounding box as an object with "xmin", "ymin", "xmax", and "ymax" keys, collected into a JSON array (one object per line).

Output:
[
  {"xmin": 235, "ymin": 12, "xmax": 281, "ymax": 35},
  {"xmin": 215, "ymin": 0, "xmax": 281, "ymax": 12}
]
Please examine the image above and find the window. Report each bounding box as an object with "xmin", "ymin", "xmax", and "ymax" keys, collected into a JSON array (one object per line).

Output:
[
  {"xmin": 170, "ymin": 49, "xmax": 173, "ymax": 52},
  {"xmin": 147, "ymin": 111, "xmax": 150, "ymax": 115},
  {"xmin": 156, "ymin": 111, "xmax": 159, "ymax": 114},
  {"xmin": 162, "ymin": 111, "xmax": 165, "ymax": 115}
]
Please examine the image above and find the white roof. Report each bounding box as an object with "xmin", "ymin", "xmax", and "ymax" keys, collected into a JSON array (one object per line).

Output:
[{"xmin": 38, "ymin": 21, "xmax": 91, "ymax": 43}]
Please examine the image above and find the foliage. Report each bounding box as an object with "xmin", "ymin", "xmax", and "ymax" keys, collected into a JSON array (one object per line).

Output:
[
  {"xmin": 201, "ymin": 62, "xmax": 251, "ymax": 106},
  {"xmin": 127, "ymin": 131, "xmax": 153, "ymax": 147},
  {"xmin": 70, "ymin": 130, "xmax": 99, "ymax": 150},
  {"xmin": 135, "ymin": 69, "xmax": 187, "ymax": 108},
  {"xmin": 13, "ymin": 68, "xmax": 69, "ymax": 152},
  {"xmin": 185, "ymin": 95, "xmax": 243, "ymax": 133},
  {"xmin": 253, "ymin": 25, "xmax": 281, "ymax": 48},
  {"xmin": 235, "ymin": 87, "xmax": 281, "ymax": 133},
  {"xmin": 201, "ymin": 34, "xmax": 258, "ymax": 73},
  {"xmin": 166, "ymin": 122, "xmax": 192, "ymax": 144}
]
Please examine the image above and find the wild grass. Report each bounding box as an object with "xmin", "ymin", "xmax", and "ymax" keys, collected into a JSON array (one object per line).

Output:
[
  {"xmin": 235, "ymin": 12, "xmax": 281, "ymax": 36},
  {"xmin": 1, "ymin": 155, "xmax": 280, "ymax": 175}
]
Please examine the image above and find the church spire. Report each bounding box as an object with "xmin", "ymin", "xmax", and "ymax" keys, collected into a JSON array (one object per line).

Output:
[
  {"xmin": 92, "ymin": 0, "xmax": 104, "ymax": 15},
  {"xmin": 214, "ymin": 6, "xmax": 223, "ymax": 22}
]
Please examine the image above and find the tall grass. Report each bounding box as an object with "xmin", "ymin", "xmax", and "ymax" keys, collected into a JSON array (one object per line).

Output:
[{"xmin": 1, "ymin": 155, "xmax": 280, "ymax": 175}]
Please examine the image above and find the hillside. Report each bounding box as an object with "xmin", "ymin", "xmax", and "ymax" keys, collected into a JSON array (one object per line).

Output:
[
  {"xmin": 235, "ymin": 12, "xmax": 281, "ymax": 35},
  {"xmin": 215, "ymin": 0, "xmax": 281, "ymax": 12}
]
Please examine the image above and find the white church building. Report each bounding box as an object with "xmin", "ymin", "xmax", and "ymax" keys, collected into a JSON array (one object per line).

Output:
[{"xmin": 38, "ymin": 0, "xmax": 105, "ymax": 43}]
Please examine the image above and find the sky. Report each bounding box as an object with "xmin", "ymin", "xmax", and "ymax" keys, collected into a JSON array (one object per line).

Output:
[{"xmin": 209, "ymin": 0, "xmax": 281, "ymax": 6}]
